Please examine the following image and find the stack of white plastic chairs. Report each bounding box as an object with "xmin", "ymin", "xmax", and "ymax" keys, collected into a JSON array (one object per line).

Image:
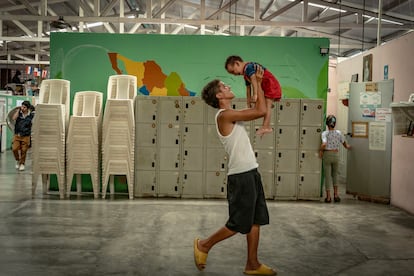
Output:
[
  {"xmin": 101, "ymin": 75, "xmax": 137, "ymax": 199},
  {"xmin": 32, "ymin": 79, "xmax": 70, "ymax": 199},
  {"xmin": 66, "ymin": 91, "xmax": 103, "ymax": 199}
]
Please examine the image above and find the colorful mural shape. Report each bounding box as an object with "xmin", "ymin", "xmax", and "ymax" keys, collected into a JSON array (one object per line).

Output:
[{"xmin": 108, "ymin": 52, "xmax": 195, "ymax": 96}]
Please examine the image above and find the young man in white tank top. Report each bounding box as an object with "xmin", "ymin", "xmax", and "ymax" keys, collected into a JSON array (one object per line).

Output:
[{"xmin": 194, "ymin": 65, "xmax": 277, "ymax": 275}]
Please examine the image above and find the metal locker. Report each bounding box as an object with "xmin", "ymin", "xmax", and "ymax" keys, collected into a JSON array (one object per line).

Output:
[
  {"xmin": 182, "ymin": 148, "xmax": 203, "ymax": 171},
  {"xmin": 260, "ymin": 170, "xmax": 275, "ymax": 199},
  {"xmin": 182, "ymin": 97, "xmax": 204, "ymax": 124},
  {"xmin": 135, "ymin": 96, "xmax": 158, "ymax": 123},
  {"xmin": 159, "ymin": 97, "xmax": 182, "ymax": 123},
  {"xmin": 159, "ymin": 123, "xmax": 180, "ymax": 147},
  {"xmin": 181, "ymin": 171, "xmax": 204, "ymax": 198},
  {"xmin": 134, "ymin": 170, "xmax": 157, "ymax": 197},
  {"xmin": 158, "ymin": 171, "xmax": 181, "ymax": 197},
  {"xmin": 276, "ymin": 99, "xmax": 300, "ymax": 125},
  {"xmin": 159, "ymin": 148, "xmax": 180, "ymax": 170},
  {"xmin": 275, "ymin": 149, "xmax": 298, "ymax": 173},
  {"xmin": 205, "ymin": 171, "xmax": 227, "ymax": 198},
  {"xmin": 255, "ymin": 150, "xmax": 274, "ymax": 171},
  {"xmin": 300, "ymin": 99, "xmax": 324, "ymax": 126},
  {"xmin": 299, "ymin": 126, "xmax": 323, "ymax": 149},
  {"xmin": 136, "ymin": 123, "xmax": 157, "ymax": 147},
  {"xmin": 299, "ymin": 150, "xmax": 322, "ymax": 173},
  {"xmin": 275, "ymin": 173, "xmax": 298, "ymax": 199},
  {"xmin": 297, "ymin": 173, "xmax": 321, "ymax": 200},
  {"xmin": 136, "ymin": 147, "xmax": 157, "ymax": 170},
  {"xmin": 205, "ymin": 148, "xmax": 227, "ymax": 171},
  {"xmin": 206, "ymin": 105, "xmax": 217, "ymax": 125},
  {"xmin": 206, "ymin": 125, "xmax": 222, "ymax": 148},
  {"xmin": 231, "ymin": 98, "xmax": 248, "ymax": 110},
  {"xmin": 275, "ymin": 125, "xmax": 299, "ymax": 149},
  {"xmin": 182, "ymin": 124, "xmax": 204, "ymax": 147},
  {"xmin": 252, "ymin": 127, "xmax": 275, "ymax": 150}
]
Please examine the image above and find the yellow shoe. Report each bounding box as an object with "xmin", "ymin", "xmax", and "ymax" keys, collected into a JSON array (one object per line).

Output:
[
  {"xmin": 193, "ymin": 238, "xmax": 208, "ymax": 271},
  {"xmin": 244, "ymin": 264, "xmax": 277, "ymax": 275}
]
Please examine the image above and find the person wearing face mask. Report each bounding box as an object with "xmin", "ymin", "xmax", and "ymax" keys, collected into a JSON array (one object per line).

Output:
[{"xmin": 319, "ymin": 115, "xmax": 351, "ymax": 203}]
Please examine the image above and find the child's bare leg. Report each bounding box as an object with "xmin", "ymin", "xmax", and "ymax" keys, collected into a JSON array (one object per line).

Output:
[{"xmin": 256, "ymin": 98, "xmax": 274, "ymax": 136}]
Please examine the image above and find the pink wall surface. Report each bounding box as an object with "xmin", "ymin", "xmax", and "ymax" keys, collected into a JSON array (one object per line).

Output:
[{"xmin": 332, "ymin": 32, "xmax": 414, "ymax": 214}]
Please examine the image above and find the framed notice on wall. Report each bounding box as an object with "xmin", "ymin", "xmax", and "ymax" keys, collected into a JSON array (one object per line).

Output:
[{"xmin": 352, "ymin": 122, "xmax": 369, "ymax": 138}]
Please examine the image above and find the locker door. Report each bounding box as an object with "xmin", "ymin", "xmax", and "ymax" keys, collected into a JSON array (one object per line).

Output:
[
  {"xmin": 136, "ymin": 147, "xmax": 157, "ymax": 170},
  {"xmin": 159, "ymin": 123, "xmax": 180, "ymax": 147},
  {"xmin": 182, "ymin": 148, "xmax": 203, "ymax": 171},
  {"xmin": 159, "ymin": 97, "xmax": 182, "ymax": 123},
  {"xmin": 260, "ymin": 170, "xmax": 274, "ymax": 199},
  {"xmin": 182, "ymin": 124, "xmax": 204, "ymax": 147},
  {"xmin": 300, "ymin": 126, "xmax": 322, "ymax": 150},
  {"xmin": 276, "ymin": 99, "xmax": 300, "ymax": 125},
  {"xmin": 297, "ymin": 173, "xmax": 321, "ymax": 200},
  {"xmin": 182, "ymin": 171, "xmax": 203, "ymax": 198},
  {"xmin": 252, "ymin": 128, "xmax": 275, "ymax": 150},
  {"xmin": 134, "ymin": 171, "xmax": 157, "ymax": 197},
  {"xmin": 206, "ymin": 125, "xmax": 222, "ymax": 148},
  {"xmin": 205, "ymin": 149, "xmax": 227, "ymax": 171},
  {"xmin": 275, "ymin": 173, "xmax": 297, "ymax": 199},
  {"xmin": 136, "ymin": 123, "xmax": 157, "ymax": 147},
  {"xmin": 135, "ymin": 96, "xmax": 158, "ymax": 123},
  {"xmin": 275, "ymin": 149, "xmax": 298, "ymax": 173},
  {"xmin": 206, "ymin": 105, "xmax": 217, "ymax": 125},
  {"xmin": 299, "ymin": 150, "xmax": 322, "ymax": 173},
  {"xmin": 255, "ymin": 150, "xmax": 274, "ymax": 171},
  {"xmin": 182, "ymin": 97, "xmax": 204, "ymax": 124},
  {"xmin": 275, "ymin": 125, "xmax": 299, "ymax": 149},
  {"xmin": 205, "ymin": 171, "xmax": 227, "ymax": 198},
  {"xmin": 300, "ymin": 99, "xmax": 324, "ymax": 126},
  {"xmin": 158, "ymin": 171, "xmax": 181, "ymax": 197},
  {"xmin": 159, "ymin": 148, "xmax": 180, "ymax": 170}
]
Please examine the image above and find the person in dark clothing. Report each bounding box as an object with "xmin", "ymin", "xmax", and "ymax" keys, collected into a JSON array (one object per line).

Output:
[
  {"xmin": 11, "ymin": 70, "xmax": 23, "ymax": 84},
  {"xmin": 12, "ymin": 100, "xmax": 35, "ymax": 171}
]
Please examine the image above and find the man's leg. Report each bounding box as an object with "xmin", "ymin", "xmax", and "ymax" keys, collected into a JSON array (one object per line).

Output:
[
  {"xmin": 245, "ymin": 224, "xmax": 261, "ymax": 271},
  {"xmin": 12, "ymin": 136, "xmax": 21, "ymax": 162},
  {"xmin": 19, "ymin": 136, "xmax": 31, "ymax": 165},
  {"xmin": 198, "ymin": 226, "xmax": 236, "ymax": 253}
]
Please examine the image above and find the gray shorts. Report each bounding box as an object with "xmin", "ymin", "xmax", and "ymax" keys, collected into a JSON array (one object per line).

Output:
[{"xmin": 225, "ymin": 168, "xmax": 270, "ymax": 234}]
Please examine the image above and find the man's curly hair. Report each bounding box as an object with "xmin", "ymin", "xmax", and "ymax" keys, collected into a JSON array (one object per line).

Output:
[{"xmin": 201, "ymin": 79, "xmax": 220, "ymax": 109}]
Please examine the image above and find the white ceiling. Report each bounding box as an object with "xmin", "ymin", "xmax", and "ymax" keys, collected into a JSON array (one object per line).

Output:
[{"xmin": 1, "ymin": 0, "xmax": 413, "ymax": 65}]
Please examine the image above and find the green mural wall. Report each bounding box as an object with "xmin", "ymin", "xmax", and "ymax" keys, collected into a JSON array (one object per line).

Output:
[
  {"xmin": 49, "ymin": 33, "xmax": 329, "ymax": 193},
  {"xmin": 50, "ymin": 32, "xmax": 329, "ymax": 105}
]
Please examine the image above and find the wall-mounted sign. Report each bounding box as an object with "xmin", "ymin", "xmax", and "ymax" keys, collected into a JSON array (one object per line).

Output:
[{"xmin": 352, "ymin": 121, "xmax": 369, "ymax": 138}]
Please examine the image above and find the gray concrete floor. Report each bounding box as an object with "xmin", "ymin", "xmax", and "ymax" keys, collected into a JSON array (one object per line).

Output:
[{"xmin": 1, "ymin": 150, "xmax": 414, "ymax": 276}]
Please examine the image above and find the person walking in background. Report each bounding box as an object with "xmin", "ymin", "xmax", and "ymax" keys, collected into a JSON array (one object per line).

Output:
[
  {"xmin": 225, "ymin": 55, "xmax": 282, "ymax": 136},
  {"xmin": 194, "ymin": 65, "xmax": 277, "ymax": 275},
  {"xmin": 319, "ymin": 115, "xmax": 351, "ymax": 203},
  {"xmin": 12, "ymin": 101, "xmax": 35, "ymax": 171}
]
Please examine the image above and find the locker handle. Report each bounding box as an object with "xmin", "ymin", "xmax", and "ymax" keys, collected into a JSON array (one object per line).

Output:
[
  {"xmin": 255, "ymin": 152, "xmax": 258, "ymax": 157},
  {"xmin": 151, "ymin": 185, "xmax": 155, "ymax": 191},
  {"xmin": 186, "ymin": 103, "xmax": 189, "ymax": 108},
  {"xmin": 303, "ymin": 129, "xmax": 306, "ymax": 135},
  {"xmin": 278, "ymin": 152, "xmax": 282, "ymax": 158},
  {"xmin": 175, "ymin": 162, "xmax": 178, "ymax": 168},
  {"xmin": 279, "ymin": 128, "xmax": 282, "ymax": 134},
  {"xmin": 185, "ymin": 150, "xmax": 188, "ymax": 156},
  {"xmin": 278, "ymin": 176, "xmax": 281, "ymax": 181},
  {"xmin": 279, "ymin": 105, "xmax": 283, "ymax": 110},
  {"xmin": 185, "ymin": 127, "xmax": 188, "ymax": 132},
  {"xmin": 301, "ymin": 176, "xmax": 304, "ymax": 181},
  {"xmin": 232, "ymin": 104, "xmax": 236, "ymax": 109},
  {"xmin": 221, "ymin": 187, "xmax": 224, "ymax": 193},
  {"xmin": 303, "ymin": 105, "xmax": 307, "ymax": 111},
  {"xmin": 176, "ymin": 139, "xmax": 179, "ymax": 144},
  {"xmin": 152, "ymin": 115, "xmax": 156, "ymax": 120},
  {"xmin": 302, "ymin": 152, "xmax": 305, "ymax": 158},
  {"xmin": 152, "ymin": 162, "xmax": 155, "ymax": 168},
  {"xmin": 152, "ymin": 138, "xmax": 155, "ymax": 144},
  {"xmin": 221, "ymin": 163, "xmax": 225, "ymax": 169},
  {"xmin": 175, "ymin": 186, "xmax": 178, "ymax": 191},
  {"xmin": 184, "ymin": 174, "xmax": 187, "ymax": 180},
  {"xmin": 176, "ymin": 115, "xmax": 179, "ymax": 121}
]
